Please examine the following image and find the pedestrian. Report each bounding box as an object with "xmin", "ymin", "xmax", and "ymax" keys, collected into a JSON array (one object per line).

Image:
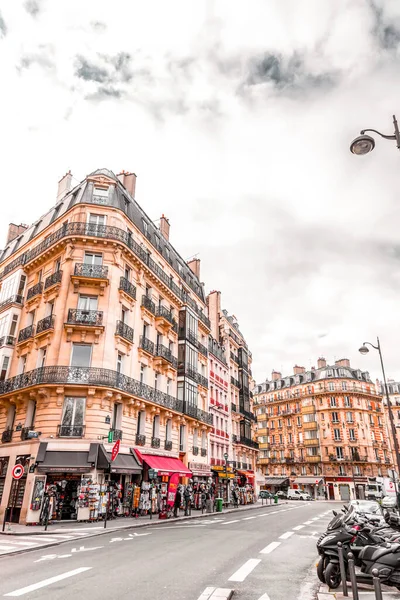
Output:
[
  {"xmin": 174, "ymin": 486, "xmax": 182, "ymax": 518},
  {"xmin": 324, "ymin": 489, "xmax": 328, "ymax": 501}
]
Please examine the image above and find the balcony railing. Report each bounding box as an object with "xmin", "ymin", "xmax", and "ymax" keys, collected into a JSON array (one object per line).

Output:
[
  {"xmin": 155, "ymin": 305, "xmax": 174, "ymax": 325},
  {"xmin": 109, "ymin": 428, "xmax": 123, "ymax": 441},
  {"xmin": 183, "ymin": 365, "xmax": 198, "ymax": 381},
  {"xmin": 186, "ymin": 329, "xmax": 199, "ymax": 347},
  {"xmin": 26, "ymin": 281, "xmax": 43, "ymax": 301},
  {"xmin": 136, "ymin": 433, "xmax": 146, "ymax": 446},
  {"xmin": 141, "ymin": 295, "xmax": 156, "ymax": 315},
  {"xmin": 231, "ymin": 402, "xmax": 237, "ymax": 412},
  {"xmin": 1, "ymin": 428, "xmax": 12, "ymax": 443},
  {"xmin": 139, "ymin": 336, "xmax": 155, "ymax": 355},
  {"xmin": 192, "ymin": 446, "xmax": 199, "ymax": 455},
  {"xmin": 239, "ymin": 407, "xmax": 257, "ymax": 422},
  {"xmin": 196, "ymin": 373, "xmax": 208, "ymax": 388},
  {"xmin": 20, "ymin": 426, "xmax": 35, "ymax": 441},
  {"xmin": 164, "ymin": 440, "xmax": 173, "ymax": 451},
  {"xmin": 44, "ymin": 270, "xmax": 63, "ymax": 290},
  {"xmin": 36, "ymin": 315, "xmax": 55, "ymax": 335},
  {"xmin": 57, "ymin": 424, "xmax": 86, "ymax": 438},
  {"xmin": 151, "ymin": 436, "xmax": 160, "ymax": 448},
  {"xmin": 155, "ymin": 344, "xmax": 177, "ymax": 368},
  {"xmin": 74, "ymin": 263, "xmax": 109, "ymax": 279},
  {"xmin": 0, "ymin": 294, "xmax": 23, "ymax": 311},
  {"xmin": 119, "ymin": 277, "xmax": 136, "ymax": 300},
  {"xmin": 232, "ymin": 435, "xmax": 259, "ymax": 449},
  {"xmin": 201, "ymin": 448, "xmax": 207, "ymax": 457},
  {"xmin": 0, "ymin": 336, "xmax": 15, "ymax": 348},
  {"xmin": 198, "ymin": 342, "xmax": 208, "ymax": 358},
  {"xmin": 183, "ymin": 403, "xmax": 213, "ymax": 425},
  {"xmin": 18, "ymin": 324, "xmax": 35, "ymax": 343},
  {"xmin": 230, "ymin": 352, "xmax": 239, "ymax": 364},
  {"xmin": 115, "ymin": 320, "xmax": 134, "ymax": 343},
  {"xmin": 231, "ymin": 377, "xmax": 240, "ymax": 388},
  {"xmin": 67, "ymin": 309, "xmax": 103, "ymax": 326}
]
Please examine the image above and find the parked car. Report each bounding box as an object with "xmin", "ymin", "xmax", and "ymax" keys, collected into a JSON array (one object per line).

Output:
[
  {"xmin": 259, "ymin": 490, "xmax": 274, "ymax": 499},
  {"xmin": 276, "ymin": 490, "xmax": 288, "ymax": 499},
  {"xmin": 345, "ymin": 500, "xmax": 384, "ymax": 524},
  {"xmin": 382, "ymin": 496, "xmax": 397, "ymax": 509},
  {"xmin": 287, "ymin": 489, "xmax": 312, "ymax": 501}
]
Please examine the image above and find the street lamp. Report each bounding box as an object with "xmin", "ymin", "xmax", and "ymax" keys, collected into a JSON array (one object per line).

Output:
[
  {"xmin": 359, "ymin": 337, "xmax": 400, "ymax": 508},
  {"xmin": 350, "ymin": 115, "xmax": 400, "ymax": 155}
]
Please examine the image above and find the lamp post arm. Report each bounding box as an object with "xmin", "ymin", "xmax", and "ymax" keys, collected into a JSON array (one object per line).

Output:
[
  {"xmin": 360, "ymin": 129, "xmax": 396, "ymax": 140},
  {"xmin": 361, "ymin": 116, "xmax": 400, "ymax": 149},
  {"xmin": 362, "ymin": 341, "xmax": 379, "ymax": 351}
]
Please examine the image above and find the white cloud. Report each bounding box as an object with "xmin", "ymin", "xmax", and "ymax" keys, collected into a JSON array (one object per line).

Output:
[{"xmin": 1, "ymin": 0, "xmax": 400, "ymax": 382}]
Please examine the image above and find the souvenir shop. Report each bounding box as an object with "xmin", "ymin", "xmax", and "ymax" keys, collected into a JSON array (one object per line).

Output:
[
  {"xmin": 211, "ymin": 465, "xmax": 235, "ymax": 503},
  {"xmin": 189, "ymin": 462, "xmax": 213, "ymax": 510}
]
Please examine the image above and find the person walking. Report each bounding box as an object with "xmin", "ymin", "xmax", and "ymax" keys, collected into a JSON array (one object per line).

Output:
[{"xmin": 173, "ymin": 486, "xmax": 182, "ymax": 518}]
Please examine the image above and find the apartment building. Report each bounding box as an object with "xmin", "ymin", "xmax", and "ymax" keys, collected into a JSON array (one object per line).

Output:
[
  {"xmin": 254, "ymin": 358, "xmax": 392, "ymax": 501},
  {"xmin": 0, "ymin": 168, "xmax": 213, "ymax": 524}
]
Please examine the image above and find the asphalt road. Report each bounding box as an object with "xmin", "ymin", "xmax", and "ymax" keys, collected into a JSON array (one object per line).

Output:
[{"xmin": 0, "ymin": 501, "xmax": 336, "ymax": 600}]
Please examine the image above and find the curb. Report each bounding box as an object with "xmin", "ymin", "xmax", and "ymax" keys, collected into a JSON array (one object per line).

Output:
[{"xmin": 0, "ymin": 501, "xmax": 287, "ymax": 557}]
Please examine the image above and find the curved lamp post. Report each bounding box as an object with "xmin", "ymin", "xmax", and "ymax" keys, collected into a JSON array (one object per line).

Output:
[
  {"xmin": 359, "ymin": 338, "xmax": 400, "ymax": 507},
  {"xmin": 350, "ymin": 115, "xmax": 400, "ymax": 155}
]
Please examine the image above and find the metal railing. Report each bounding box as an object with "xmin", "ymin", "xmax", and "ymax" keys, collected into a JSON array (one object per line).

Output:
[
  {"xmin": 67, "ymin": 309, "xmax": 103, "ymax": 326},
  {"xmin": 36, "ymin": 315, "xmax": 55, "ymax": 334},
  {"xmin": 26, "ymin": 281, "xmax": 43, "ymax": 301},
  {"xmin": 196, "ymin": 373, "xmax": 208, "ymax": 388},
  {"xmin": 231, "ymin": 376, "xmax": 240, "ymax": 388},
  {"xmin": 1, "ymin": 428, "xmax": 12, "ymax": 443},
  {"xmin": 139, "ymin": 336, "xmax": 155, "ymax": 355},
  {"xmin": 183, "ymin": 404, "xmax": 213, "ymax": 425},
  {"xmin": 44, "ymin": 270, "xmax": 62, "ymax": 290},
  {"xmin": 0, "ymin": 336, "xmax": 15, "ymax": 347},
  {"xmin": 136, "ymin": 433, "xmax": 146, "ymax": 446},
  {"xmin": 141, "ymin": 295, "xmax": 156, "ymax": 315},
  {"xmin": 155, "ymin": 305, "xmax": 174, "ymax": 325},
  {"xmin": 0, "ymin": 294, "xmax": 23, "ymax": 312},
  {"xmin": 192, "ymin": 446, "xmax": 199, "ymax": 455},
  {"xmin": 198, "ymin": 342, "xmax": 208, "ymax": 357},
  {"xmin": 18, "ymin": 324, "xmax": 35, "ymax": 343},
  {"xmin": 119, "ymin": 277, "xmax": 136, "ymax": 300},
  {"xmin": 57, "ymin": 425, "xmax": 86, "ymax": 438},
  {"xmin": 155, "ymin": 343, "xmax": 177, "ymax": 368},
  {"xmin": 109, "ymin": 428, "xmax": 123, "ymax": 441},
  {"xmin": 115, "ymin": 320, "xmax": 134, "ymax": 343},
  {"xmin": 185, "ymin": 329, "xmax": 199, "ymax": 347},
  {"xmin": 74, "ymin": 263, "xmax": 109, "ymax": 279},
  {"xmin": 151, "ymin": 437, "xmax": 160, "ymax": 448},
  {"xmin": 238, "ymin": 407, "xmax": 257, "ymax": 422},
  {"xmin": 164, "ymin": 440, "xmax": 172, "ymax": 451},
  {"xmin": 230, "ymin": 352, "xmax": 239, "ymax": 364},
  {"xmin": 201, "ymin": 448, "xmax": 207, "ymax": 457}
]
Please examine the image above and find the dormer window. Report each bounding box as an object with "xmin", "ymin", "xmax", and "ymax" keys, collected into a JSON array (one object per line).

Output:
[
  {"xmin": 93, "ymin": 187, "xmax": 109, "ymax": 205},
  {"xmin": 326, "ymin": 369, "xmax": 333, "ymax": 377},
  {"xmin": 142, "ymin": 220, "xmax": 150, "ymax": 238}
]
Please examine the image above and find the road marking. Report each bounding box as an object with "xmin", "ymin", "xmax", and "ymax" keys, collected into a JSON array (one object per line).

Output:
[
  {"xmin": 242, "ymin": 516, "xmax": 256, "ymax": 520},
  {"xmin": 3, "ymin": 541, "xmax": 38, "ymax": 546},
  {"xmin": 293, "ymin": 525, "xmax": 305, "ymax": 531},
  {"xmin": 197, "ymin": 587, "xmax": 215, "ymax": 600},
  {"xmin": 53, "ymin": 527, "xmax": 104, "ymax": 531},
  {"xmin": 229, "ymin": 558, "xmax": 261, "ymax": 582},
  {"xmin": 221, "ymin": 520, "xmax": 240, "ymax": 525},
  {"xmin": 303, "ymin": 521, "xmax": 313, "ymax": 525},
  {"xmin": 258, "ymin": 594, "xmax": 271, "ymax": 600},
  {"xmin": 260, "ymin": 541, "xmax": 281, "ymax": 554},
  {"xmin": 4, "ymin": 567, "xmax": 92, "ymax": 596},
  {"xmin": 0, "ymin": 545, "xmax": 14, "ymax": 551},
  {"xmin": 311, "ymin": 517, "xmax": 320, "ymax": 521},
  {"xmin": 16, "ymin": 536, "xmax": 58, "ymax": 542},
  {"xmin": 279, "ymin": 531, "xmax": 294, "ymax": 540}
]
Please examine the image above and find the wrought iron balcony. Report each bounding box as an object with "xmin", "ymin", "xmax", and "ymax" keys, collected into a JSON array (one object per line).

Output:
[
  {"xmin": 141, "ymin": 295, "xmax": 156, "ymax": 315},
  {"xmin": 57, "ymin": 424, "xmax": 86, "ymax": 438},
  {"xmin": 196, "ymin": 373, "xmax": 208, "ymax": 388},
  {"xmin": 164, "ymin": 440, "xmax": 173, "ymax": 451},
  {"xmin": 1, "ymin": 428, "xmax": 12, "ymax": 443},
  {"xmin": 231, "ymin": 403, "xmax": 237, "ymax": 412},
  {"xmin": 44, "ymin": 270, "xmax": 63, "ymax": 290},
  {"xmin": 155, "ymin": 344, "xmax": 177, "ymax": 368},
  {"xmin": 231, "ymin": 376, "xmax": 240, "ymax": 388},
  {"xmin": 36, "ymin": 315, "xmax": 55, "ymax": 335},
  {"xmin": 183, "ymin": 404, "xmax": 213, "ymax": 425},
  {"xmin": 201, "ymin": 448, "xmax": 207, "ymax": 457},
  {"xmin": 186, "ymin": 329, "xmax": 199, "ymax": 347},
  {"xmin": 0, "ymin": 336, "xmax": 15, "ymax": 348},
  {"xmin": 21, "ymin": 426, "xmax": 35, "ymax": 441},
  {"xmin": 185, "ymin": 365, "xmax": 198, "ymax": 381},
  {"xmin": 18, "ymin": 324, "xmax": 35, "ymax": 343},
  {"xmin": 74, "ymin": 263, "xmax": 109, "ymax": 279},
  {"xmin": 230, "ymin": 352, "xmax": 239, "ymax": 364},
  {"xmin": 198, "ymin": 342, "xmax": 208, "ymax": 358},
  {"xmin": 0, "ymin": 294, "xmax": 23, "ymax": 312},
  {"xmin": 172, "ymin": 320, "xmax": 178, "ymax": 334},
  {"xmin": 26, "ymin": 281, "xmax": 43, "ymax": 301},
  {"xmin": 239, "ymin": 407, "xmax": 257, "ymax": 422},
  {"xmin": 115, "ymin": 320, "xmax": 134, "ymax": 343},
  {"xmin": 119, "ymin": 276, "xmax": 136, "ymax": 300},
  {"xmin": 232, "ymin": 435, "xmax": 259, "ymax": 449},
  {"xmin": 139, "ymin": 336, "xmax": 154, "ymax": 355},
  {"xmin": 155, "ymin": 305, "xmax": 174, "ymax": 325},
  {"xmin": 136, "ymin": 433, "xmax": 146, "ymax": 446},
  {"xmin": 67, "ymin": 309, "xmax": 103, "ymax": 326},
  {"xmin": 109, "ymin": 428, "xmax": 123, "ymax": 441},
  {"xmin": 192, "ymin": 446, "xmax": 199, "ymax": 455},
  {"xmin": 151, "ymin": 437, "xmax": 160, "ymax": 448}
]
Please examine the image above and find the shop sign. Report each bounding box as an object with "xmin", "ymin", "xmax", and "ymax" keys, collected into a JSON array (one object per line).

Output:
[
  {"xmin": 111, "ymin": 439, "xmax": 120, "ymax": 462},
  {"xmin": 167, "ymin": 472, "xmax": 179, "ymax": 509},
  {"xmin": 38, "ymin": 466, "xmax": 91, "ymax": 473},
  {"xmin": 211, "ymin": 465, "xmax": 234, "ymax": 473},
  {"xmin": 148, "ymin": 469, "xmax": 158, "ymax": 479},
  {"xmin": 189, "ymin": 462, "xmax": 210, "ymax": 472}
]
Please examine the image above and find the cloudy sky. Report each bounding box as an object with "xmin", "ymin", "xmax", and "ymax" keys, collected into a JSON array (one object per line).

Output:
[{"xmin": 1, "ymin": 0, "xmax": 400, "ymax": 383}]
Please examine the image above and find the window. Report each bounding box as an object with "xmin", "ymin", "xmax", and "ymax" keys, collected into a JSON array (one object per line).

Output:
[
  {"xmin": 78, "ymin": 295, "xmax": 98, "ymax": 311},
  {"xmin": 84, "ymin": 252, "xmax": 103, "ymax": 266},
  {"xmin": 339, "ymin": 465, "xmax": 346, "ymax": 475},
  {"xmin": 140, "ymin": 365, "xmax": 146, "ymax": 384},
  {"xmin": 25, "ymin": 399, "xmax": 36, "ymax": 429},
  {"xmin": 60, "ymin": 397, "xmax": 85, "ymax": 437},
  {"xmin": 166, "ymin": 419, "xmax": 172, "ymax": 442},
  {"xmin": 179, "ymin": 425, "xmax": 186, "ymax": 452},
  {"xmin": 334, "ymin": 428, "xmax": 341, "ymax": 441},
  {"xmin": 165, "ymin": 247, "xmax": 170, "ymax": 262},
  {"xmin": 328, "ymin": 382, "xmax": 335, "ymax": 391},
  {"xmin": 71, "ymin": 344, "xmax": 92, "ymax": 367},
  {"xmin": 303, "ymin": 413, "xmax": 316, "ymax": 423},
  {"xmin": 342, "ymin": 381, "xmax": 347, "ymax": 391},
  {"xmin": 92, "ymin": 188, "xmax": 109, "ymax": 205},
  {"xmin": 18, "ymin": 355, "xmax": 27, "ymax": 375},
  {"xmin": 116, "ymin": 353, "xmax": 123, "ymax": 374},
  {"xmin": 88, "ymin": 213, "xmax": 106, "ymax": 227},
  {"xmin": 124, "ymin": 266, "xmax": 131, "ymax": 281},
  {"xmin": 349, "ymin": 429, "xmax": 356, "ymax": 441},
  {"xmin": 137, "ymin": 410, "xmax": 145, "ymax": 435},
  {"xmin": 6, "ymin": 404, "xmax": 16, "ymax": 430},
  {"xmin": 344, "ymin": 396, "xmax": 351, "ymax": 407},
  {"xmin": 9, "ymin": 315, "xmax": 18, "ymax": 337},
  {"xmin": 336, "ymin": 447, "xmax": 344, "ymax": 459},
  {"xmin": 330, "ymin": 396, "xmax": 337, "ymax": 407},
  {"xmin": 307, "ymin": 447, "xmax": 318, "ymax": 456},
  {"xmin": 18, "ymin": 275, "xmax": 26, "ymax": 297},
  {"xmin": 152, "ymin": 415, "xmax": 160, "ymax": 438},
  {"xmin": 55, "ymin": 258, "xmax": 61, "ymax": 273},
  {"xmin": 142, "ymin": 220, "xmax": 148, "ymax": 236},
  {"xmin": 37, "ymin": 347, "xmax": 47, "ymax": 368},
  {"xmin": 331, "ymin": 412, "xmax": 339, "ymax": 423},
  {"xmin": 346, "ymin": 412, "xmax": 354, "ymax": 423},
  {"xmin": 0, "ymin": 356, "xmax": 9, "ymax": 381},
  {"xmin": 154, "ymin": 373, "xmax": 158, "ymax": 390}
]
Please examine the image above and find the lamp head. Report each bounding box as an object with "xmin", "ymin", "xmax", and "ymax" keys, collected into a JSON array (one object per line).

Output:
[
  {"xmin": 350, "ymin": 134, "xmax": 375, "ymax": 155},
  {"xmin": 359, "ymin": 345, "xmax": 369, "ymax": 355}
]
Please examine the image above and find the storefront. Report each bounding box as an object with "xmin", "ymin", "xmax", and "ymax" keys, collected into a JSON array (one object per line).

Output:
[
  {"xmin": 211, "ymin": 465, "xmax": 235, "ymax": 503},
  {"xmin": 263, "ymin": 476, "xmax": 290, "ymax": 493},
  {"xmin": 189, "ymin": 462, "xmax": 212, "ymax": 509},
  {"xmin": 293, "ymin": 477, "xmax": 324, "ymax": 499},
  {"xmin": 325, "ymin": 477, "xmax": 357, "ymax": 501}
]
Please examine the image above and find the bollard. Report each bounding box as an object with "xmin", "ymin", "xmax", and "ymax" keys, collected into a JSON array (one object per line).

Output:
[
  {"xmin": 371, "ymin": 569, "xmax": 383, "ymax": 600},
  {"xmin": 337, "ymin": 542, "xmax": 348, "ymax": 597},
  {"xmin": 347, "ymin": 553, "xmax": 359, "ymax": 600}
]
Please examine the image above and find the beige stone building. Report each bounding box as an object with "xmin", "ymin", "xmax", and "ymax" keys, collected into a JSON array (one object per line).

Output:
[{"xmin": 0, "ymin": 168, "xmax": 213, "ymax": 524}]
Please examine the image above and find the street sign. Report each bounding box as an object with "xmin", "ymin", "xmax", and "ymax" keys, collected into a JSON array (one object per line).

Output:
[
  {"xmin": 111, "ymin": 439, "xmax": 120, "ymax": 462},
  {"xmin": 108, "ymin": 431, "xmax": 113, "ymax": 443},
  {"xmin": 148, "ymin": 469, "xmax": 157, "ymax": 479},
  {"xmin": 12, "ymin": 464, "xmax": 25, "ymax": 480}
]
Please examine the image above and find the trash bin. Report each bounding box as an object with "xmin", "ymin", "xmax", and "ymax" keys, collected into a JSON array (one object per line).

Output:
[
  {"xmin": 216, "ymin": 498, "xmax": 223, "ymax": 512},
  {"xmin": 274, "ymin": 495, "xmax": 278, "ymax": 504}
]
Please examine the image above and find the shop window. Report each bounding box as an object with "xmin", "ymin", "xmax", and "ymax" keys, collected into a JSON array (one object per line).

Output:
[
  {"xmin": 179, "ymin": 425, "xmax": 186, "ymax": 452},
  {"xmin": 60, "ymin": 397, "xmax": 85, "ymax": 437},
  {"xmin": 0, "ymin": 356, "xmax": 10, "ymax": 381},
  {"xmin": 137, "ymin": 410, "xmax": 146, "ymax": 435},
  {"xmin": 166, "ymin": 419, "xmax": 172, "ymax": 441}
]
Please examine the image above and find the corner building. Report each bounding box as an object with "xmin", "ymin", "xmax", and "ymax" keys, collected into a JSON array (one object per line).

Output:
[
  {"xmin": 0, "ymin": 168, "xmax": 213, "ymax": 524},
  {"xmin": 254, "ymin": 358, "xmax": 393, "ymax": 501}
]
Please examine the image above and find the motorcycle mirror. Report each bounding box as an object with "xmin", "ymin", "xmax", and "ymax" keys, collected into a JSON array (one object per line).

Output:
[{"xmin": 333, "ymin": 511, "xmax": 337, "ymax": 516}]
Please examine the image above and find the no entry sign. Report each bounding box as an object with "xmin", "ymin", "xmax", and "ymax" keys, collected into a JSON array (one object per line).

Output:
[
  {"xmin": 111, "ymin": 439, "xmax": 120, "ymax": 462},
  {"xmin": 12, "ymin": 464, "xmax": 25, "ymax": 480}
]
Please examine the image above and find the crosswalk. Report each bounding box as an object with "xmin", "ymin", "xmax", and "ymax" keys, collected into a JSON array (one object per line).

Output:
[{"xmin": 0, "ymin": 529, "xmax": 97, "ymax": 556}]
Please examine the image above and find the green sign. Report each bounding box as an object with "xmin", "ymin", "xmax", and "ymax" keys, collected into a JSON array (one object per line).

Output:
[
  {"xmin": 108, "ymin": 431, "xmax": 113, "ymax": 443},
  {"xmin": 148, "ymin": 469, "xmax": 158, "ymax": 479}
]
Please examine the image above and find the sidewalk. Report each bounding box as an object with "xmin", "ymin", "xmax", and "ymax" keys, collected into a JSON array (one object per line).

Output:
[{"xmin": 318, "ymin": 582, "xmax": 400, "ymax": 599}]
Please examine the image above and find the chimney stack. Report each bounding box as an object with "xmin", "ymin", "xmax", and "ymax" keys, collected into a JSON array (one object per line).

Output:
[
  {"xmin": 57, "ymin": 170, "xmax": 73, "ymax": 201},
  {"xmin": 271, "ymin": 370, "xmax": 282, "ymax": 381},
  {"xmin": 188, "ymin": 258, "xmax": 200, "ymax": 279},
  {"xmin": 335, "ymin": 358, "xmax": 350, "ymax": 368},
  {"xmin": 317, "ymin": 357, "xmax": 327, "ymax": 369},
  {"xmin": 117, "ymin": 170, "xmax": 137, "ymax": 198},
  {"xmin": 293, "ymin": 365, "xmax": 305, "ymax": 375},
  {"xmin": 6, "ymin": 223, "xmax": 28, "ymax": 245},
  {"xmin": 159, "ymin": 214, "xmax": 170, "ymax": 241}
]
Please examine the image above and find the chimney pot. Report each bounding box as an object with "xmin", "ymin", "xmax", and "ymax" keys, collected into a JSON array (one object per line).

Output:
[
  {"xmin": 57, "ymin": 170, "xmax": 73, "ymax": 201},
  {"xmin": 293, "ymin": 365, "xmax": 305, "ymax": 375},
  {"xmin": 117, "ymin": 171, "xmax": 137, "ymax": 198},
  {"xmin": 317, "ymin": 357, "xmax": 327, "ymax": 369},
  {"xmin": 271, "ymin": 370, "xmax": 282, "ymax": 381},
  {"xmin": 335, "ymin": 358, "xmax": 350, "ymax": 368},
  {"xmin": 159, "ymin": 215, "xmax": 170, "ymax": 241},
  {"xmin": 188, "ymin": 258, "xmax": 200, "ymax": 279},
  {"xmin": 6, "ymin": 223, "xmax": 28, "ymax": 245}
]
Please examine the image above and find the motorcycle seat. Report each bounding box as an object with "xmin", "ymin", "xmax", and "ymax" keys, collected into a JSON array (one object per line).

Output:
[{"xmin": 359, "ymin": 544, "xmax": 394, "ymax": 562}]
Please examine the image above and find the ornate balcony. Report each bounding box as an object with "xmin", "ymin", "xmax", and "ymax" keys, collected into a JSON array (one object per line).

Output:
[
  {"xmin": 232, "ymin": 434, "xmax": 259, "ymax": 450},
  {"xmin": 198, "ymin": 342, "xmax": 208, "ymax": 358},
  {"xmin": 17, "ymin": 324, "xmax": 35, "ymax": 344},
  {"xmin": 139, "ymin": 335, "xmax": 154, "ymax": 357},
  {"xmin": 21, "ymin": 426, "xmax": 35, "ymax": 441},
  {"xmin": 119, "ymin": 277, "xmax": 136, "ymax": 305},
  {"xmin": 183, "ymin": 404, "xmax": 213, "ymax": 426},
  {"xmin": 26, "ymin": 281, "xmax": 43, "ymax": 302},
  {"xmin": 65, "ymin": 309, "xmax": 104, "ymax": 343},
  {"xmin": 71, "ymin": 263, "xmax": 109, "ymax": 295},
  {"xmin": 230, "ymin": 352, "xmax": 239, "ymax": 364},
  {"xmin": 115, "ymin": 320, "xmax": 134, "ymax": 344},
  {"xmin": 109, "ymin": 428, "xmax": 123, "ymax": 441},
  {"xmin": 136, "ymin": 433, "xmax": 146, "ymax": 446},
  {"xmin": 0, "ymin": 336, "xmax": 15, "ymax": 348},
  {"xmin": 196, "ymin": 373, "xmax": 208, "ymax": 389},
  {"xmin": 57, "ymin": 425, "xmax": 86, "ymax": 438},
  {"xmin": 141, "ymin": 295, "xmax": 156, "ymax": 318},
  {"xmin": 164, "ymin": 440, "xmax": 173, "ymax": 451},
  {"xmin": 201, "ymin": 448, "xmax": 207, "ymax": 457},
  {"xmin": 45, "ymin": 270, "xmax": 63, "ymax": 291},
  {"xmin": 0, "ymin": 294, "xmax": 23, "ymax": 313},
  {"xmin": 231, "ymin": 376, "xmax": 240, "ymax": 388},
  {"xmin": 151, "ymin": 437, "xmax": 160, "ymax": 449},
  {"xmin": 36, "ymin": 315, "xmax": 55, "ymax": 338},
  {"xmin": 192, "ymin": 446, "xmax": 199, "ymax": 455},
  {"xmin": 155, "ymin": 306, "xmax": 174, "ymax": 333},
  {"xmin": 1, "ymin": 428, "xmax": 12, "ymax": 443},
  {"xmin": 154, "ymin": 344, "xmax": 177, "ymax": 373}
]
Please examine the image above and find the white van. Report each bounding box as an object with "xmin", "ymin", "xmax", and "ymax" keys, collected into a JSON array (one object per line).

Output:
[{"xmin": 287, "ymin": 489, "xmax": 312, "ymax": 501}]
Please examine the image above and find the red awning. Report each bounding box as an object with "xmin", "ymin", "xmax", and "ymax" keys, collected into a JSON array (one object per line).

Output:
[{"xmin": 135, "ymin": 451, "xmax": 192, "ymax": 477}]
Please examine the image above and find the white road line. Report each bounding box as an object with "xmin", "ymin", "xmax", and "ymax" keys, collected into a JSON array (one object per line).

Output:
[
  {"xmin": 228, "ymin": 558, "xmax": 261, "ymax": 582},
  {"xmin": 197, "ymin": 587, "xmax": 215, "ymax": 600},
  {"xmin": 258, "ymin": 594, "xmax": 271, "ymax": 600},
  {"xmin": 3, "ymin": 541, "xmax": 38, "ymax": 546},
  {"xmin": 293, "ymin": 525, "xmax": 305, "ymax": 531},
  {"xmin": 53, "ymin": 527, "xmax": 104, "ymax": 531},
  {"xmin": 279, "ymin": 531, "xmax": 294, "ymax": 540},
  {"xmin": 9, "ymin": 536, "xmax": 57, "ymax": 542},
  {"xmin": 0, "ymin": 545, "xmax": 15, "ymax": 551},
  {"xmin": 242, "ymin": 516, "xmax": 256, "ymax": 520},
  {"xmin": 260, "ymin": 541, "xmax": 281, "ymax": 554},
  {"xmin": 221, "ymin": 520, "xmax": 240, "ymax": 525},
  {"xmin": 4, "ymin": 567, "xmax": 92, "ymax": 597},
  {"xmin": 311, "ymin": 517, "xmax": 320, "ymax": 521},
  {"xmin": 303, "ymin": 521, "xmax": 313, "ymax": 525}
]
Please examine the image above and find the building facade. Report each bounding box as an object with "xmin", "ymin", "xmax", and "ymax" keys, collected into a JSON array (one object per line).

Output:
[
  {"xmin": 0, "ymin": 168, "xmax": 213, "ymax": 524},
  {"xmin": 254, "ymin": 358, "xmax": 393, "ymax": 501}
]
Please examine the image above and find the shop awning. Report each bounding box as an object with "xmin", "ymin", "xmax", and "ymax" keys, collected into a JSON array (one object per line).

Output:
[
  {"xmin": 135, "ymin": 451, "xmax": 192, "ymax": 477},
  {"xmin": 264, "ymin": 477, "xmax": 290, "ymax": 486},
  {"xmin": 97, "ymin": 446, "xmax": 142, "ymax": 474},
  {"xmin": 36, "ymin": 450, "xmax": 95, "ymax": 473},
  {"xmin": 294, "ymin": 477, "xmax": 323, "ymax": 485}
]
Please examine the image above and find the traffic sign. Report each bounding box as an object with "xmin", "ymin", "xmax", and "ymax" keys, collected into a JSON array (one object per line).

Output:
[
  {"xmin": 12, "ymin": 464, "xmax": 25, "ymax": 480},
  {"xmin": 111, "ymin": 439, "xmax": 120, "ymax": 462}
]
